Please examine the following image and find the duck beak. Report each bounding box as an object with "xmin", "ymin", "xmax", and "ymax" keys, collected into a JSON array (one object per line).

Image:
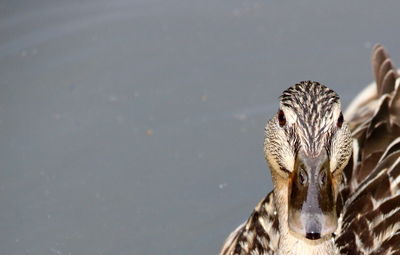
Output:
[{"xmin": 287, "ymin": 150, "xmax": 337, "ymax": 240}]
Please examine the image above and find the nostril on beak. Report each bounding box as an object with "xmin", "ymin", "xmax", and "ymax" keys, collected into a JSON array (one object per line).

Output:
[{"xmin": 306, "ymin": 232, "xmax": 321, "ymax": 240}]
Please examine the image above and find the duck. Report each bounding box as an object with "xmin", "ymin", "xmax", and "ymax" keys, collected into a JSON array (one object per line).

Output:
[{"xmin": 219, "ymin": 45, "xmax": 400, "ymax": 255}]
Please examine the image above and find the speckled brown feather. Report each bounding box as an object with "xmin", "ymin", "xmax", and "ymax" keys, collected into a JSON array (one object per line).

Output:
[
  {"xmin": 220, "ymin": 192, "xmax": 279, "ymax": 255},
  {"xmin": 335, "ymin": 45, "xmax": 400, "ymax": 255}
]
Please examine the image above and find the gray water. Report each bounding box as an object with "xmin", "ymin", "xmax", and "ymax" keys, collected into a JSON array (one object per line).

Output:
[{"xmin": 1, "ymin": 1, "xmax": 400, "ymax": 254}]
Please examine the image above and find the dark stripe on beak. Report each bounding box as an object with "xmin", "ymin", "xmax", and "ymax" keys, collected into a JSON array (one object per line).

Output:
[{"xmin": 288, "ymin": 150, "xmax": 337, "ymax": 240}]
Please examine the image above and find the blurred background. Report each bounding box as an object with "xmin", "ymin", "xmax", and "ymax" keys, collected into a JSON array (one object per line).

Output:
[{"xmin": 1, "ymin": 0, "xmax": 400, "ymax": 254}]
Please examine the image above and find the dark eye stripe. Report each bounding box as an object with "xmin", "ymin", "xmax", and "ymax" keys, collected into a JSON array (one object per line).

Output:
[
  {"xmin": 337, "ymin": 112, "xmax": 344, "ymax": 128},
  {"xmin": 280, "ymin": 166, "xmax": 291, "ymax": 174},
  {"xmin": 278, "ymin": 110, "xmax": 286, "ymax": 127}
]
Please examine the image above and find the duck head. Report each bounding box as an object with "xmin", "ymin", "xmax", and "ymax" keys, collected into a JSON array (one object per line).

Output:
[{"xmin": 264, "ymin": 81, "xmax": 352, "ymax": 240}]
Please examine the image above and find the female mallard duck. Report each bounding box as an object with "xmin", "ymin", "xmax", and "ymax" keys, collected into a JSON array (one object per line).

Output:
[{"xmin": 220, "ymin": 45, "xmax": 400, "ymax": 255}]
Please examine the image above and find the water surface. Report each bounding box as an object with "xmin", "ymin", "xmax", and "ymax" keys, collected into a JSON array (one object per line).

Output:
[{"xmin": 1, "ymin": 1, "xmax": 400, "ymax": 254}]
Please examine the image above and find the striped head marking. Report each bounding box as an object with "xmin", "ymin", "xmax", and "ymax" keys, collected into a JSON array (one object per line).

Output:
[
  {"xmin": 264, "ymin": 81, "xmax": 352, "ymax": 240},
  {"xmin": 280, "ymin": 81, "xmax": 341, "ymax": 156}
]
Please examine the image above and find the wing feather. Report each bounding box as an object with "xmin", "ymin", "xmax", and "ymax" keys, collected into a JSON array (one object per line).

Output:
[
  {"xmin": 219, "ymin": 192, "xmax": 279, "ymax": 255},
  {"xmin": 336, "ymin": 45, "xmax": 400, "ymax": 255}
]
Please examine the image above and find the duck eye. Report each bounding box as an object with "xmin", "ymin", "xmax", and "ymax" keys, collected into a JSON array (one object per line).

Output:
[
  {"xmin": 298, "ymin": 169, "xmax": 308, "ymax": 185},
  {"xmin": 319, "ymin": 171, "xmax": 327, "ymax": 186},
  {"xmin": 278, "ymin": 110, "xmax": 286, "ymax": 127},
  {"xmin": 337, "ymin": 112, "xmax": 343, "ymax": 128}
]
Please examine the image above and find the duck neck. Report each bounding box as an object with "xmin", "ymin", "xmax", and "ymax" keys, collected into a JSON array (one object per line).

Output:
[{"xmin": 273, "ymin": 181, "xmax": 336, "ymax": 255}]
